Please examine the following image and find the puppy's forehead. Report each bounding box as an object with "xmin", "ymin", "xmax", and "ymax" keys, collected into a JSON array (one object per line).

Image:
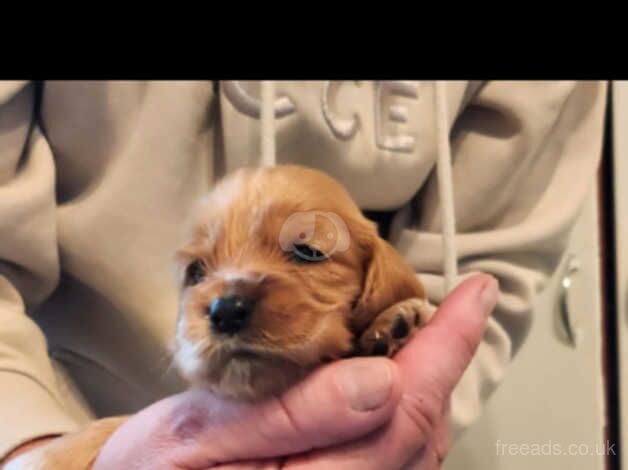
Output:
[
  {"xmin": 183, "ymin": 165, "xmax": 374, "ymax": 270},
  {"xmin": 203, "ymin": 166, "xmax": 360, "ymax": 219}
]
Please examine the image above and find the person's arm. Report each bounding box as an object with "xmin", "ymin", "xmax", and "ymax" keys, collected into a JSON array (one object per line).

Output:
[
  {"xmin": 0, "ymin": 81, "xmax": 79, "ymax": 464},
  {"xmin": 393, "ymin": 80, "xmax": 608, "ymax": 438}
]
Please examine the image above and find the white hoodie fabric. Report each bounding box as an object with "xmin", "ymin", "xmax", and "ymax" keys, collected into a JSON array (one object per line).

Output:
[
  {"xmin": 260, "ymin": 81, "xmax": 459, "ymax": 291},
  {"xmin": 0, "ymin": 80, "xmax": 608, "ymax": 458}
]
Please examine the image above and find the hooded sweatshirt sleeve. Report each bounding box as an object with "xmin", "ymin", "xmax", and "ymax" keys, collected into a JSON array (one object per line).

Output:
[
  {"xmin": 0, "ymin": 82, "xmax": 79, "ymax": 459},
  {"xmin": 393, "ymin": 81, "xmax": 608, "ymax": 438}
]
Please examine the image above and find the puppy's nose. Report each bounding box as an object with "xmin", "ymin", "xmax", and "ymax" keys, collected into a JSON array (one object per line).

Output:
[{"xmin": 208, "ymin": 295, "xmax": 254, "ymax": 334}]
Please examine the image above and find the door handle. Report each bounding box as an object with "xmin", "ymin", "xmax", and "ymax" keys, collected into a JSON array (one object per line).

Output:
[{"xmin": 558, "ymin": 253, "xmax": 581, "ymax": 347}]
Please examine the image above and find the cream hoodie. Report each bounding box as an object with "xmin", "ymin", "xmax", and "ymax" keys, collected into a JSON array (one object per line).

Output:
[{"xmin": 0, "ymin": 80, "xmax": 608, "ymax": 458}]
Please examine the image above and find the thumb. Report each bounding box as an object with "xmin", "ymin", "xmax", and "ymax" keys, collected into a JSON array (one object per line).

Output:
[
  {"xmin": 164, "ymin": 357, "xmax": 402, "ymax": 468},
  {"xmin": 395, "ymin": 273, "xmax": 498, "ymax": 397}
]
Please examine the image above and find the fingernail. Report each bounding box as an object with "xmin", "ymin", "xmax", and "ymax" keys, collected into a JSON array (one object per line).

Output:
[
  {"xmin": 335, "ymin": 360, "xmax": 393, "ymax": 412},
  {"xmin": 480, "ymin": 276, "xmax": 498, "ymax": 317}
]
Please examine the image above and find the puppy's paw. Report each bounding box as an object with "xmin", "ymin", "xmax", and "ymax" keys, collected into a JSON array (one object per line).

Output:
[{"xmin": 358, "ymin": 298, "xmax": 432, "ymax": 357}]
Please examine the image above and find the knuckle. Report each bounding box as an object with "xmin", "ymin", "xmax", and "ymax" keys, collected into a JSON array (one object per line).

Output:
[
  {"xmin": 399, "ymin": 390, "xmax": 445, "ymax": 444},
  {"xmin": 449, "ymin": 323, "xmax": 478, "ymax": 364},
  {"xmin": 258, "ymin": 395, "xmax": 309, "ymax": 446},
  {"xmin": 167, "ymin": 399, "xmax": 212, "ymax": 443},
  {"xmin": 434, "ymin": 431, "xmax": 451, "ymax": 463}
]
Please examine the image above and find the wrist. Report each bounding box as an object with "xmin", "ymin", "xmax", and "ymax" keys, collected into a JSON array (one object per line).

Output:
[{"xmin": 93, "ymin": 400, "xmax": 177, "ymax": 469}]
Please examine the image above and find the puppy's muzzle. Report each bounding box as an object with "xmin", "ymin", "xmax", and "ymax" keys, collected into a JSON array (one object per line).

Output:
[{"xmin": 209, "ymin": 295, "xmax": 255, "ymax": 335}]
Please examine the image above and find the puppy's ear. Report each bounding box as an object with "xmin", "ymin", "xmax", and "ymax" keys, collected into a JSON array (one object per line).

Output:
[{"xmin": 351, "ymin": 237, "xmax": 426, "ymax": 333}]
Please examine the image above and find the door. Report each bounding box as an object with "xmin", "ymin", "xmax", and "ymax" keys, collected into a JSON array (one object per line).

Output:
[
  {"xmin": 612, "ymin": 80, "xmax": 628, "ymax": 470},
  {"xmin": 445, "ymin": 182, "xmax": 607, "ymax": 470}
]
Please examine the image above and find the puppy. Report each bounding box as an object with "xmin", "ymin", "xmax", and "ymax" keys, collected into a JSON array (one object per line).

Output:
[{"xmin": 9, "ymin": 165, "xmax": 431, "ymax": 469}]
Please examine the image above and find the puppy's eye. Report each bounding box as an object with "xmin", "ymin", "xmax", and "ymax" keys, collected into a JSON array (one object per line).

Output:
[
  {"xmin": 184, "ymin": 260, "xmax": 206, "ymax": 286},
  {"xmin": 291, "ymin": 244, "xmax": 328, "ymax": 264}
]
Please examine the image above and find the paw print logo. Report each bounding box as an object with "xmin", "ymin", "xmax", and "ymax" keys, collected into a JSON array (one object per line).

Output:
[{"xmin": 278, "ymin": 211, "xmax": 350, "ymax": 261}]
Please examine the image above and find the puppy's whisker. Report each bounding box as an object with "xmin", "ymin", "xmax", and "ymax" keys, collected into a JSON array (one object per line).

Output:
[
  {"xmin": 160, "ymin": 355, "xmax": 178, "ymax": 381},
  {"xmin": 154, "ymin": 351, "xmax": 174, "ymax": 371},
  {"xmin": 255, "ymin": 326, "xmax": 277, "ymax": 342}
]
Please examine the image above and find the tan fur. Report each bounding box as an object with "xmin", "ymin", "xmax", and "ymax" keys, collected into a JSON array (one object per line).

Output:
[
  {"xmin": 4, "ymin": 417, "xmax": 128, "ymax": 470},
  {"xmin": 22, "ymin": 165, "xmax": 427, "ymax": 469}
]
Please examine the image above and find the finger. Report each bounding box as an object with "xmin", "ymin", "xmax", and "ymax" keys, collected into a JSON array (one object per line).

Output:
[
  {"xmin": 164, "ymin": 357, "xmax": 401, "ymax": 468},
  {"xmin": 286, "ymin": 404, "xmax": 430, "ymax": 470}
]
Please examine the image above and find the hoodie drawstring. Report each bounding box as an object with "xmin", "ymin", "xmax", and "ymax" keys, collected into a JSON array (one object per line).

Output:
[
  {"xmin": 434, "ymin": 81, "xmax": 458, "ymax": 294},
  {"xmin": 260, "ymin": 80, "xmax": 458, "ymax": 295},
  {"xmin": 261, "ymin": 81, "xmax": 276, "ymax": 167}
]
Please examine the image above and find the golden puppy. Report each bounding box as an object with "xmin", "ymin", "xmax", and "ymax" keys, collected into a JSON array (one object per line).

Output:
[
  {"xmin": 10, "ymin": 165, "xmax": 431, "ymax": 469},
  {"xmin": 173, "ymin": 164, "xmax": 430, "ymax": 399}
]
